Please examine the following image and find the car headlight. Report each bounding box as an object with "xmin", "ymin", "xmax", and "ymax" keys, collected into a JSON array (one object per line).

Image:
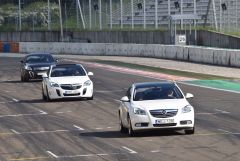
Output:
[
  {"xmin": 84, "ymin": 80, "xmax": 92, "ymax": 86},
  {"xmin": 182, "ymin": 105, "xmax": 192, "ymax": 113},
  {"xmin": 133, "ymin": 107, "xmax": 146, "ymax": 115},
  {"xmin": 50, "ymin": 82, "xmax": 59, "ymax": 87},
  {"xmin": 24, "ymin": 66, "xmax": 32, "ymax": 70}
]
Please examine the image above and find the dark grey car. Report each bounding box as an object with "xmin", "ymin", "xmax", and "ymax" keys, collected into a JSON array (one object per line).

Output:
[{"xmin": 20, "ymin": 53, "xmax": 57, "ymax": 82}]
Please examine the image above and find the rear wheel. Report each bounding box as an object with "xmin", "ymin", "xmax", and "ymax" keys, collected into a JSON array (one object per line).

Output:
[{"xmin": 185, "ymin": 127, "xmax": 195, "ymax": 135}]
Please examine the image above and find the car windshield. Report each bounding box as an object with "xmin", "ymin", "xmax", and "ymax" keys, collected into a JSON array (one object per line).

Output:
[
  {"xmin": 26, "ymin": 54, "xmax": 54, "ymax": 63},
  {"xmin": 133, "ymin": 84, "xmax": 184, "ymax": 101},
  {"xmin": 50, "ymin": 65, "xmax": 86, "ymax": 77}
]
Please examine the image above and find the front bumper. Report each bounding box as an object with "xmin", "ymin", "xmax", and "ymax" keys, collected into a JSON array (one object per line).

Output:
[
  {"xmin": 130, "ymin": 111, "xmax": 194, "ymax": 131},
  {"xmin": 47, "ymin": 85, "xmax": 93, "ymax": 99},
  {"xmin": 24, "ymin": 70, "xmax": 48, "ymax": 79}
]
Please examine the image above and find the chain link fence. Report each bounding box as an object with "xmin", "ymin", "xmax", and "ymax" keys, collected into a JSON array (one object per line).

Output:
[{"xmin": 0, "ymin": 0, "xmax": 239, "ymax": 35}]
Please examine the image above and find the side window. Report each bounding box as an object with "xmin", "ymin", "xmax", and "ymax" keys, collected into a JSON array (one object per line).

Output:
[{"xmin": 126, "ymin": 87, "xmax": 132, "ymax": 99}]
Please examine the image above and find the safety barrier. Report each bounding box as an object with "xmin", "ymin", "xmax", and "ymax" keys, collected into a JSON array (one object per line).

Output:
[
  {"xmin": 18, "ymin": 42, "xmax": 240, "ymax": 68},
  {"xmin": 0, "ymin": 42, "xmax": 19, "ymax": 53}
]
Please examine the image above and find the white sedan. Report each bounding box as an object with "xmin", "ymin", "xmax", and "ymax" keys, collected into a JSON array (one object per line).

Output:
[
  {"xmin": 42, "ymin": 64, "xmax": 93, "ymax": 101},
  {"xmin": 119, "ymin": 81, "xmax": 195, "ymax": 136}
]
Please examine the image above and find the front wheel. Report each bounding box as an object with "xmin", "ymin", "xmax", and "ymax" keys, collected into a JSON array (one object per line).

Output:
[
  {"xmin": 87, "ymin": 95, "xmax": 93, "ymax": 100},
  {"xmin": 45, "ymin": 86, "xmax": 52, "ymax": 102},
  {"xmin": 119, "ymin": 115, "xmax": 127, "ymax": 133},
  {"xmin": 42, "ymin": 87, "xmax": 47, "ymax": 101},
  {"xmin": 128, "ymin": 118, "xmax": 135, "ymax": 137},
  {"xmin": 185, "ymin": 127, "xmax": 195, "ymax": 135}
]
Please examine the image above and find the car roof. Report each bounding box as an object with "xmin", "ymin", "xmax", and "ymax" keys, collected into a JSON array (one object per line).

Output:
[{"xmin": 134, "ymin": 81, "xmax": 176, "ymax": 88}]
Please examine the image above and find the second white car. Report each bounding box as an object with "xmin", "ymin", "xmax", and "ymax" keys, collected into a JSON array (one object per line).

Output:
[{"xmin": 42, "ymin": 64, "xmax": 93, "ymax": 101}]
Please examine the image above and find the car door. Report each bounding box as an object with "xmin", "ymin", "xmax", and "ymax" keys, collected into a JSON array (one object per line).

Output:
[{"xmin": 121, "ymin": 86, "xmax": 133, "ymax": 127}]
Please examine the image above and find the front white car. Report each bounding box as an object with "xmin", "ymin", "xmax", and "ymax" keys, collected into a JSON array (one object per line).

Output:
[
  {"xmin": 42, "ymin": 64, "xmax": 93, "ymax": 101},
  {"xmin": 119, "ymin": 82, "xmax": 195, "ymax": 136}
]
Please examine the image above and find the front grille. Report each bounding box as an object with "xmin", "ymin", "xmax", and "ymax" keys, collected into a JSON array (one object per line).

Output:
[
  {"xmin": 150, "ymin": 109, "xmax": 178, "ymax": 118},
  {"xmin": 61, "ymin": 84, "xmax": 82, "ymax": 90},
  {"xmin": 63, "ymin": 93, "xmax": 80, "ymax": 96},
  {"xmin": 153, "ymin": 123, "xmax": 177, "ymax": 127}
]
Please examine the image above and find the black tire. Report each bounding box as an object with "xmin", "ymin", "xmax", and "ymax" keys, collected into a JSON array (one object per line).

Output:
[
  {"xmin": 42, "ymin": 86, "xmax": 47, "ymax": 101},
  {"xmin": 128, "ymin": 117, "xmax": 135, "ymax": 137},
  {"xmin": 119, "ymin": 114, "xmax": 127, "ymax": 133},
  {"xmin": 185, "ymin": 127, "xmax": 195, "ymax": 135},
  {"xmin": 21, "ymin": 74, "xmax": 29, "ymax": 82},
  {"xmin": 21, "ymin": 75, "xmax": 24, "ymax": 82},
  {"xmin": 87, "ymin": 95, "xmax": 93, "ymax": 100},
  {"xmin": 22, "ymin": 74, "xmax": 29, "ymax": 82},
  {"xmin": 45, "ymin": 86, "xmax": 51, "ymax": 102}
]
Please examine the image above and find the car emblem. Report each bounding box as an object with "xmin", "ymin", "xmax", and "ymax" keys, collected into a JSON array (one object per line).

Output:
[{"xmin": 161, "ymin": 110, "xmax": 167, "ymax": 115}]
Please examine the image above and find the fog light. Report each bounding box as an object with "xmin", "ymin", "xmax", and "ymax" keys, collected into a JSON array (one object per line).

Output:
[
  {"xmin": 180, "ymin": 120, "xmax": 192, "ymax": 125},
  {"xmin": 135, "ymin": 123, "xmax": 141, "ymax": 127}
]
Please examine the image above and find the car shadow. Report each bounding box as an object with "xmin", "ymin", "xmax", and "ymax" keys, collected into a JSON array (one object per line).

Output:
[
  {"xmin": 0, "ymin": 80, "xmax": 22, "ymax": 83},
  {"xmin": 79, "ymin": 130, "xmax": 184, "ymax": 138}
]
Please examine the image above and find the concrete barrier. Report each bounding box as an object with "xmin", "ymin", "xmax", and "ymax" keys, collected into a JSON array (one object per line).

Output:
[
  {"xmin": 19, "ymin": 42, "xmax": 240, "ymax": 68},
  {"xmin": 164, "ymin": 45, "xmax": 177, "ymax": 59},
  {"xmin": 213, "ymin": 49, "xmax": 230, "ymax": 66}
]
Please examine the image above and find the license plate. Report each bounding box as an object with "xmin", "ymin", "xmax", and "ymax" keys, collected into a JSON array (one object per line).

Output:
[
  {"xmin": 65, "ymin": 91, "xmax": 77, "ymax": 94},
  {"xmin": 155, "ymin": 119, "xmax": 174, "ymax": 124}
]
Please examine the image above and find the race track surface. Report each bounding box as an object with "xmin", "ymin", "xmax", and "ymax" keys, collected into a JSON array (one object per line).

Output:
[{"xmin": 0, "ymin": 57, "xmax": 239, "ymax": 161}]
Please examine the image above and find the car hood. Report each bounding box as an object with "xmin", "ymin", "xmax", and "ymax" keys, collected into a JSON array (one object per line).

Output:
[
  {"xmin": 26, "ymin": 62, "xmax": 55, "ymax": 67},
  {"xmin": 49, "ymin": 76, "xmax": 90, "ymax": 85},
  {"xmin": 132, "ymin": 99, "xmax": 190, "ymax": 111}
]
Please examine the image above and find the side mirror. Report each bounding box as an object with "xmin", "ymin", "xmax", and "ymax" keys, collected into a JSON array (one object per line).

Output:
[
  {"xmin": 121, "ymin": 96, "xmax": 130, "ymax": 102},
  {"xmin": 186, "ymin": 93, "xmax": 194, "ymax": 99},
  {"xmin": 88, "ymin": 72, "xmax": 94, "ymax": 76},
  {"xmin": 41, "ymin": 73, "xmax": 48, "ymax": 78}
]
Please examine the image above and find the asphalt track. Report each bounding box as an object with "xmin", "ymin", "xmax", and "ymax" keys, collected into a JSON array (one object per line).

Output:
[{"xmin": 0, "ymin": 56, "xmax": 240, "ymax": 161}]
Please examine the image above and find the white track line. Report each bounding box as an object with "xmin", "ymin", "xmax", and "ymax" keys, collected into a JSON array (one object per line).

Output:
[
  {"xmin": 95, "ymin": 127, "xmax": 103, "ymax": 130},
  {"xmin": 55, "ymin": 112, "xmax": 64, "ymax": 114},
  {"xmin": 97, "ymin": 154, "xmax": 109, "ymax": 156},
  {"xmin": 10, "ymin": 129, "xmax": 20, "ymax": 134},
  {"xmin": 73, "ymin": 125, "xmax": 85, "ymax": 130},
  {"xmin": 0, "ymin": 113, "xmax": 46, "ymax": 118},
  {"xmin": 38, "ymin": 110, "xmax": 48, "ymax": 115},
  {"xmin": 21, "ymin": 130, "xmax": 70, "ymax": 134},
  {"xmin": 122, "ymin": 146, "xmax": 137, "ymax": 154},
  {"xmin": 46, "ymin": 151, "xmax": 58, "ymax": 158},
  {"xmin": 215, "ymin": 109, "xmax": 230, "ymax": 114},
  {"xmin": 196, "ymin": 112, "xmax": 219, "ymax": 115},
  {"xmin": 12, "ymin": 98, "xmax": 19, "ymax": 102},
  {"xmin": 151, "ymin": 150, "xmax": 160, "ymax": 153},
  {"xmin": 179, "ymin": 82, "xmax": 240, "ymax": 94},
  {"xmin": 218, "ymin": 129, "xmax": 233, "ymax": 134}
]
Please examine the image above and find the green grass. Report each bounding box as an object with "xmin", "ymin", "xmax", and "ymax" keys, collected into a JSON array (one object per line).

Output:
[{"xmin": 85, "ymin": 59, "xmax": 234, "ymax": 80}]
